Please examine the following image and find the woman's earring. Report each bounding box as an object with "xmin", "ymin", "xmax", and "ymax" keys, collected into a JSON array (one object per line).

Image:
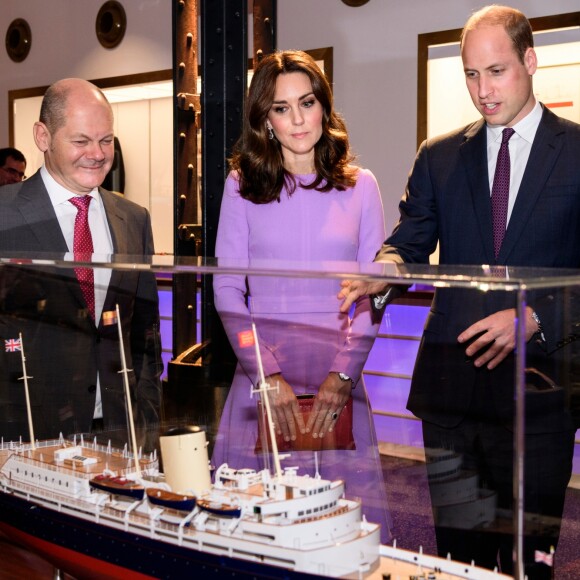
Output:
[{"xmin": 267, "ymin": 126, "xmax": 274, "ymax": 140}]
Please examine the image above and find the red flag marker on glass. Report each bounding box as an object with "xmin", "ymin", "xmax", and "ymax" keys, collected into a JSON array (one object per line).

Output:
[{"xmin": 238, "ymin": 329, "xmax": 255, "ymax": 348}]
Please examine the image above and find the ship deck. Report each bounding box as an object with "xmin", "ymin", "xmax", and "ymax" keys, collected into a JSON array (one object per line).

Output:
[{"xmin": 0, "ymin": 440, "xmax": 156, "ymax": 478}]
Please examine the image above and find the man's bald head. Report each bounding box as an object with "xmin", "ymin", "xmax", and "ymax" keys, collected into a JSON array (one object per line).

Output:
[{"xmin": 39, "ymin": 78, "xmax": 113, "ymax": 135}]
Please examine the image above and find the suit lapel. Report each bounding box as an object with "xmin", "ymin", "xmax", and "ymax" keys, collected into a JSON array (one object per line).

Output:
[
  {"xmin": 459, "ymin": 120, "xmax": 496, "ymax": 263},
  {"xmin": 498, "ymin": 108, "xmax": 563, "ymax": 262},
  {"xmin": 99, "ymin": 189, "xmax": 127, "ymax": 328},
  {"xmin": 100, "ymin": 189, "xmax": 128, "ymax": 254},
  {"xmin": 16, "ymin": 171, "xmax": 87, "ymax": 311},
  {"xmin": 17, "ymin": 172, "xmax": 69, "ymax": 251}
]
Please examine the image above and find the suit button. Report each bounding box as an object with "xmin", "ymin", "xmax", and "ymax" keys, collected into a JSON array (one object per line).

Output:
[{"xmin": 88, "ymin": 384, "xmax": 97, "ymax": 393}]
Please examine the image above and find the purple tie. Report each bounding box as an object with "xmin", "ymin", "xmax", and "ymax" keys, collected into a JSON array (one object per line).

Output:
[
  {"xmin": 69, "ymin": 196, "xmax": 95, "ymax": 320},
  {"xmin": 491, "ymin": 127, "xmax": 515, "ymax": 258}
]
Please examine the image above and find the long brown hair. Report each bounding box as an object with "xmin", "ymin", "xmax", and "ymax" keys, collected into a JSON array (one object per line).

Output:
[{"xmin": 230, "ymin": 50, "xmax": 357, "ymax": 204}]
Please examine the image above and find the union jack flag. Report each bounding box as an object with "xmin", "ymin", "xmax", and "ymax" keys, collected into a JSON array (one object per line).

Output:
[
  {"xmin": 534, "ymin": 549, "xmax": 554, "ymax": 567},
  {"xmin": 4, "ymin": 338, "xmax": 22, "ymax": 353}
]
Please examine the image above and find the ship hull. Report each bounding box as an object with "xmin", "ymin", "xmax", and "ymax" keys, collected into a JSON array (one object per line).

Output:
[{"xmin": 0, "ymin": 490, "xmax": 329, "ymax": 580}]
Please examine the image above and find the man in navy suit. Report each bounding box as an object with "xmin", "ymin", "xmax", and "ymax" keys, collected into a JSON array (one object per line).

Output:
[
  {"xmin": 341, "ymin": 5, "xmax": 580, "ymax": 579},
  {"xmin": 0, "ymin": 79, "xmax": 162, "ymax": 451}
]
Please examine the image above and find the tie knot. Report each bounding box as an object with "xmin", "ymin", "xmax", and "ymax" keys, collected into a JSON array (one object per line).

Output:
[
  {"xmin": 501, "ymin": 127, "xmax": 515, "ymax": 144},
  {"xmin": 69, "ymin": 195, "xmax": 92, "ymax": 213}
]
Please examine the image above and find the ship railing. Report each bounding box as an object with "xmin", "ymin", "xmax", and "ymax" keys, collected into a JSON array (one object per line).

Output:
[
  {"xmin": 265, "ymin": 503, "xmax": 350, "ymax": 526},
  {"xmin": 10, "ymin": 444, "xmax": 157, "ymax": 480},
  {"xmin": 6, "ymin": 478, "xmax": 98, "ymax": 511},
  {"xmin": 0, "ymin": 437, "xmax": 63, "ymax": 452},
  {"xmin": 96, "ymin": 503, "xmax": 198, "ymax": 538},
  {"xmin": 8, "ymin": 453, "xmax": 96, "ymax": 479},
  {"xmin": 0, "ymin": 437, "xmax": 156, "ymax": 464},
  {"xmin": 6, "ymin": 475, "xmax": 156, "ymax": 528},
  {"xmin": 72, "ymin": 439, "xmax": 158, "ymax": 468}
]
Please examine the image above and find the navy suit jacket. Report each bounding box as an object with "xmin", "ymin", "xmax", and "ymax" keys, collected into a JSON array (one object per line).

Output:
[
  {"xmin": 0, "ymin": 170, "xmax": 162, "ymax": 447},
  {"xmin": 379, "ymin": 106, "xmax": 580, "ymax": 432}
]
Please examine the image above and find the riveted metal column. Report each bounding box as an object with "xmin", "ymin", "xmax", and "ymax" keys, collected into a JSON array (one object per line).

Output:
[
  {"xmin": 175, "ymin": 0, "xmax": 201, "ymax": 258},
  {"xmin": 173, "ymin": 0, "xmax": 200, "ymax": 357},
  {"xmin": 201, "ymin": 0, "xmax": 247, "ymax": 258},
  {"xmin": 200, "ymin": 0, "xmax": 247, "ymax": 382},
  {"xmin": 253, "ymin": 0, "xmax": 276, "ymax": 67}
]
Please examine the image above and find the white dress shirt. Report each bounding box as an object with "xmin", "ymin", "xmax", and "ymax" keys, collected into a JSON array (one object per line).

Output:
[
  {"xmin": 41, "ymin": 165, "xmax": 113, "ymax": 418},
  {"xmin": 486, "ymin": 99, "xmax": 543, "ymax": 224}
]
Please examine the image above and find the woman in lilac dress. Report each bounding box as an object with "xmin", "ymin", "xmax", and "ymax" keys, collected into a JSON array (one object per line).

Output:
[{"xmin": 212, "ymin": 50, "xmax": 391, "ymax": 542}]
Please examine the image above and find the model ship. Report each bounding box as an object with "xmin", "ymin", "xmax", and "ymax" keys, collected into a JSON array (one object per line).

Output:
[
  {"xmin": 0, "ymin": 319, "xmax": 509, "ymax": 579},
  {"xmin": 427, "ymin": 448, "xmax": 497, "ymax": 530}
]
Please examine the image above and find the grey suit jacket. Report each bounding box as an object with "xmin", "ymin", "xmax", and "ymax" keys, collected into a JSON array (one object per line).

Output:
[
  {"xmin": 378, "ymin": 106, "xmax": 580, "ymax": 431},
  {"xmin": 0, "ymin": 170, "xmax": 162, "ymax": 447}
]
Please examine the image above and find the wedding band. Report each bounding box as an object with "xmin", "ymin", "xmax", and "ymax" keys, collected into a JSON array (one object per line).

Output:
[{"xmin": 331, "ymin": 412, "xmax": 338, "ymax": 421}]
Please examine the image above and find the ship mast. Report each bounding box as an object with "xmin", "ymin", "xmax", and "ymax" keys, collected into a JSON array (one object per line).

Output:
[
  {"xmin": 251, "ymin": 322, "xmax": 282, "ymax": 478},
  {"xmin": 18, "ymin": 332, "xmax": 36, "ymax": 450},
  {"xmin": 116, "ymin": 304, "xmax": 141, "ymax": 478}
]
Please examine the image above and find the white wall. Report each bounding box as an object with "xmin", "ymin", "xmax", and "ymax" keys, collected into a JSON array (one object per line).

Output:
[
  {"xmin": 0, "ymin": 0, "xmax": 171, "ymax": 144},
  {"xmin": 276, "ymin": 0, "xmax": 580, "ymax": 231}
]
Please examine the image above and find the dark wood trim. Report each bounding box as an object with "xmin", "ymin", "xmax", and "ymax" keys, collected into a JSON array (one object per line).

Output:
[
  {"xmin": 416, "ymin": 11, "xmax": 580, "ymax": 148},
  {"xmin": 90, "ymin": 69, "xmax": 172, "ymax": 89},
  {"xmin": 417, "ymin": 28, "xmax": 461, "ymax": 149},
  {"xmin": 306, "ymin": 46, "xmax": 334, "ymax": 87},
  {"xmin": 529, "ymin": 11, "xmax": 580, "ymax": 32},
  {"xmin": 393, "ymin": 290, "xmax": 433, "ymax": 307}
]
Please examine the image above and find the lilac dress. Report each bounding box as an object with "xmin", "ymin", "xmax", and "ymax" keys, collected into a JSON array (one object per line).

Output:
[{"xmin": 212, "ymin": 168, "xmax": 392, "ymax": 542}]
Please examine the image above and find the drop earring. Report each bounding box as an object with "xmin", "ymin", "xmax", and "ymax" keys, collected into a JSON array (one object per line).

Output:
[{"xmin": 267, "ymin": 126, "xmax": 274, "ymax": 140}]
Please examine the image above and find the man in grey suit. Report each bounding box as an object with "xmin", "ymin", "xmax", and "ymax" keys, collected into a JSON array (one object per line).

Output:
[
  {"xmin": 0, "ymin": 78, "xmax": 162, "ymax": 451},
  {"xmin": 341, "ymin": 6, "xmax": 580, "ymax": 579}
]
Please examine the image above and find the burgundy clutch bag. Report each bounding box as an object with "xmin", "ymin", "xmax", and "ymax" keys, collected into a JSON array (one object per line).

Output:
[{"xmin": 255, "ymin": 394, "xmax": 355, "ymax": 453}]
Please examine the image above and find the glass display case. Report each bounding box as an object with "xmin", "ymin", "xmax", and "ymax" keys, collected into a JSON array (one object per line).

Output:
[{"xmin": 0, "ymin": 253, "xmax": 578, "ymax": 580}]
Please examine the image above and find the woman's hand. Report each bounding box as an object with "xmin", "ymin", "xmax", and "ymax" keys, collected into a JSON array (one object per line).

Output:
[
  {"xmin": 265, "ymin": 373, "xmax": 306, "ymax": 442},
  {"xmin": 306, "ymin": 373, "xmax": 352, "ymax": 438}
]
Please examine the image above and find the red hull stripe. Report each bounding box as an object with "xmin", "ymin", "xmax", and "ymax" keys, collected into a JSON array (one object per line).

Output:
[{"xmin": 0, "ymin": 522, "xmax": 156, "ymax": 580}]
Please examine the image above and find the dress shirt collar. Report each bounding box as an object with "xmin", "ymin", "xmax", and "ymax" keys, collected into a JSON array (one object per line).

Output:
[
  {"xmin": 486, "ymin": 99, "xmax": 543, "ymax": 145},
  {"xmin": 40, "ymin": 165, "xmax": 101, "ymax": 208}
]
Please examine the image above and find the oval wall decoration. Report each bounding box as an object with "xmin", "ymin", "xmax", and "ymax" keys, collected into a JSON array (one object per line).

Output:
[
  {"xmin": 96, "ymin": 1, "xmax": 127, "ymax": 49},
  {"xmin": 6, "ymin": 18, "xmax": 32, "ymax": 63},
  {"xmin": 341, "ymin": 0, "xmax": 370, "ymax": 6}
]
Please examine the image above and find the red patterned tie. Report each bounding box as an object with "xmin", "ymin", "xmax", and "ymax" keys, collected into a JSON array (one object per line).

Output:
[
  {"xmin": 69, "ymin": 196, "xmax": 95, "ymax": 320},
  {"xmin": 491, "ymin": 127, "xmax": 515, "ymax": 259}
]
